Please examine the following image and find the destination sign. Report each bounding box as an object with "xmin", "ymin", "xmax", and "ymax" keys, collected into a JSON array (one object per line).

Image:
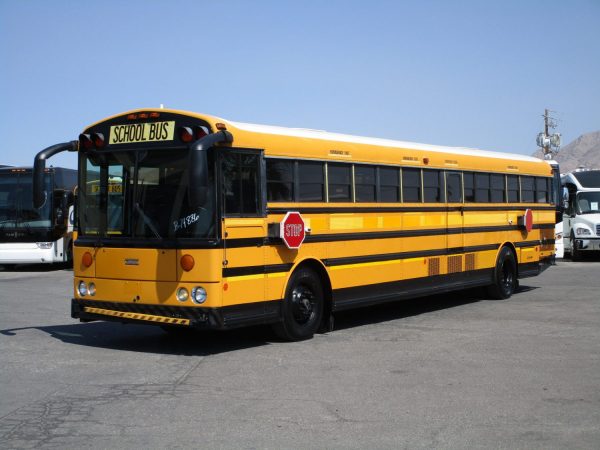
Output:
[
  {"xmin": 109, "ymin": 121, "xmax": 175, "ymax": 145},
  {"xmin": 90, "ymin": 184, "xmax": 123, "ymax": 194}
]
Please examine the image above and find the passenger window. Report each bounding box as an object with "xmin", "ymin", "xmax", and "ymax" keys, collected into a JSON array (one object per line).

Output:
[
  {"xmin": 328, "ymin": 163, "xmax": 352, "ymax": 202},
  {"xmin": 446, "ymin": 172, "xmax": 462, "ymax": 203},
  {"xmin": 402, "ymin": 168, "xmax": 421, "ymax": 203},
  {"xmin": 379, "ymin": 166, "xmax": 400, "ymax": 202},
  {"xmin": 298, "ymin": 161, "xmax": 324, "ymax": 202},
  {"xmin": 423, "ymin": 169, "xmax": 444, "ymax": 203},
  {"xmin": 355, "ymin": 165, "xmax": 376, "ymax": 202},
  {"xmin": 464, "ymin": 172, "xmax": 475, "ymax": 203},
  {"xmin": 536, "ymin": 177, "xmax": 549, "ymax": 203},
  {"xmin": 490, "ymin": 174, "xmax": 506, "ymax": 203},
  {"xmin": 475, "ymin": 173, "xmax": 490, "ymax": 203},
  {"xmin": 507, "ymin": 175, "xmax": 519, "ymax": 202},
  {"xmin": 266, "ymin": 159, "xmax": 294, "ymax": 202},
  {"xmin": 521, "ymin": 176, "xmax": 535, "ymax": 203}
]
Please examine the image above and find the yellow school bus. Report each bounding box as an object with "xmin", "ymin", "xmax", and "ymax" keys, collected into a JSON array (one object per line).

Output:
[{"xmin": 33, "ymin": 109, "xmax": 560, "ymax": 340}]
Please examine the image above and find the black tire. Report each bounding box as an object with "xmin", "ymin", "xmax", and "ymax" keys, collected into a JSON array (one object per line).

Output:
[
  {"xmin": 486, "ymin": 246, "xmax": 517, "ymax": 300},
  {"xmin": 570, "ymin": 233, "xmax": 582, "ymax": 261},
  {"xmin": 272, "ymin": 268, "xmax": 324, "ymax": 341}
]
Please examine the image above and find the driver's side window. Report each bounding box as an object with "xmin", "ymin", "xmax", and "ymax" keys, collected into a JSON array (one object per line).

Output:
[{"xmin": 221, "ymin": 150, "xmax": 263, "ymax": 217}]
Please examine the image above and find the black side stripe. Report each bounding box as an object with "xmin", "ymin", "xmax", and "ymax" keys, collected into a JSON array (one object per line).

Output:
[
  {"xmin": 516, "ymin": 239, "xmax": 556, "ymax": 248},
  {"xmin": 224, "ymin": 223, "xmax": 556, "ymax": 248},
  {"xmin": 322, "ymin": 244, "xmax": 500, "ymax": 267},
  {"xmin": 222, "ymin": 243, "xmax": 525, "ymax": 277},
  {"xmin": 223, "ymin": 263, "xmax": 294, "ymax": 278},
  {"xmin": 267, "ymin": 205, "xmax": 557, "ymax": 214}
]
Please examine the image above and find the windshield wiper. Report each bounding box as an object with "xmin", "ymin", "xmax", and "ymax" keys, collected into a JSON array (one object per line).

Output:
[{"xmin": 134, "ymin": 202, "xmax": 161, "ymax": 239}]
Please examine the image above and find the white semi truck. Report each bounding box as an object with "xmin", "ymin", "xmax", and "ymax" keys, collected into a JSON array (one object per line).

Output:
[{"xmin": 562, "ymin": 169, "xmax": 600, "ymax": 260}]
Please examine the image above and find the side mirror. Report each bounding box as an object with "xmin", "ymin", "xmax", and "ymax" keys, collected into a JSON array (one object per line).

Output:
[
  {"xmin": 189, "ymin": 147, "xmax": 208, "ymax": 208},
  {"xmin": 188, "ymin": 130, "xmax": 233, "ymax": 208}
]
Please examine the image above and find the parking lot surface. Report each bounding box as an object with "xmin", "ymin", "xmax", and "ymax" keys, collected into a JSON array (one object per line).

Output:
[{"xmin": 1, "ymin": 260, "xmax": 599, "ymax": 449}]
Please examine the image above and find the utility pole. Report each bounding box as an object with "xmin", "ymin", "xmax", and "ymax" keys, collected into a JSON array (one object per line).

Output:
[{"xmin": 537, "ymin": 109, "xmax": 561, "ymax": 160}]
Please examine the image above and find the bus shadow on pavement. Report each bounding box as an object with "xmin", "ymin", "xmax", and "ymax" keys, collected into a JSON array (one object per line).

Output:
[
  {"xmin": 0, "ymin": 321, "xmax": 273, "ymax": 356},
  {"xmin": 332, "ymin": 284, "xmax": 539, "ymax": 332},
  {"xmin": 0, "ymin": 285, "xmax": 539, "ymax": 356}
]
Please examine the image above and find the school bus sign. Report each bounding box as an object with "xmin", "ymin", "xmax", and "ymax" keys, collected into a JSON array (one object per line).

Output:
[{"xmin": 280, "ymin": 211, "xmax": 305, "ymax": 249}]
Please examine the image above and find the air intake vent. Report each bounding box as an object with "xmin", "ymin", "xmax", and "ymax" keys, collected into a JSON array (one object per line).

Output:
[
  {"xmin": 428, "ymin": 257, "xmax": 440, "ymax": 276},
  {"xmin": 596, "ymin": 224, "xmax": 600, "ymax": 236},
  {"xmin": 465, "ymin": 253, "xmax": 476, "ymax": 271},
  {"xmin": 448, "ymin": 255, "xmax": 462, "ymax": 274}
]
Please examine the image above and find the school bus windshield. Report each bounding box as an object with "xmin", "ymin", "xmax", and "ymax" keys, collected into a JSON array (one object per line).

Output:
[{"xmin": 78, "ymin": 149, "xmax": 216, "ymax": 240}]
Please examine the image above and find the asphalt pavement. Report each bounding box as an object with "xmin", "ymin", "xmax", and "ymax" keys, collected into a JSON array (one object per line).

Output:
[{"xmin": 1, "ymin": 259, "xmax": 599, "ymax": 449}]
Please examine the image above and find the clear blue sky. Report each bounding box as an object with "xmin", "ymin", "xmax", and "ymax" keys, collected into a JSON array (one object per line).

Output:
[{"xmin": 1, "ymin": 0, "xmax": 599, "ymax": 169}]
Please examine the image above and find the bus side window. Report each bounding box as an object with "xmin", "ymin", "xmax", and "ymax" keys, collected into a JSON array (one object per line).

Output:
[
  {"xmin": 536, "ymin": 177, "xmax": 549, "ymax": 203},
  {"xmin": 490, "ymin": 174, "xmax": 506, "ymax": 203},
  {"xmin": 446, "ymin": 172, "xmax": 462, "ymax": 203},
  {"xmin": 402, "ymin": 168, "xmax": 421, "ymax": 203},
  {"xmin": 464, "ymin": 172, "xmax": 475, "ymax": 202},
  {"xmin": 266, "ymin": 159, "xmax": 294, "ymax": 202},
  {"xmin": 475, "ymin": 173, "xmax": 490, "ymax": 203},
  {"xmin": 298, "ymin": 161, "xmax": 324, "ymax": 202},
  {"xmin": 521, "ymin": 176, "xmax": 535, "ymax": 203},
  {"xmin": 354, "ymin": 165, "xmax": 376, "ymax": 202},
  {"xmin": 507, "ymin": 175, "xmax": 519, "ymax": 202},
  {"xmin": 379, "ymin": 166, "xmax": 400, "ymax": 202},
  {"xmin": 423, "ymin": 169, "xmax": 444, "ymax": 203},
  {"xmin": 328, "ymin": 163, "xmax": 352, "ymax": 202}
]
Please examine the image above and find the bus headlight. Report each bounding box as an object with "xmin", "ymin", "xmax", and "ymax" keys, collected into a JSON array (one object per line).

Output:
[
  {"xmin": 191, "ymin": 286, "xmax": 207, "ymax": 304},
  {"xmin": 176, "ymin": 288, "xmax": 189, "ymax": 302},
  {"xmin": 78, "ymin": 281, "xmax": 88, "ymax": 297},
  {"xmin": 576, "ymin": 227, "xmax": 591, "ymax": 236},
  {"xmin": 88, "ymin": 283, "xmax": 96, "ymax": 296},
  {"xmin": 36, "ymin": 242, "xmax": 53, "ymax": 249}
]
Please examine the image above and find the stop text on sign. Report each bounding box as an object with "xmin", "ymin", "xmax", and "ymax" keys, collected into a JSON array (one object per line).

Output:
[
  {"xmin": 285, "ymin": 223, "xmax": 303, "ymax": 237},
  {"xmin": 280, "ymin": 211, "xmax": 306, "ymax": 249}
]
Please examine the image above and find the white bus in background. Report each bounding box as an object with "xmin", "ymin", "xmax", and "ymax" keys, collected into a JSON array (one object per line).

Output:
[
  {"xmin": 562, "ymin": 169, "xmax": 600, "ymax": 260},
  {"xmin": 0, "ymin": 166, "xmax": 76, "ymax": 268}
]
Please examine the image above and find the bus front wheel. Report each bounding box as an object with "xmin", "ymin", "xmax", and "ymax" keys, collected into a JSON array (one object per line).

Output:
[
  {"xmin": 486, "ymin": 247, "xmax": 517, "ymax": 300},
  {"xmin": 273, "ymin": 268, "xmax": 324, "ymax": 341}
]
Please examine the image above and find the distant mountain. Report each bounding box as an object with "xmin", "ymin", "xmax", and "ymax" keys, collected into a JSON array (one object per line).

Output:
[{"xmin": 533, "ymin": 131, "xmax": 600, "ymax": 172}]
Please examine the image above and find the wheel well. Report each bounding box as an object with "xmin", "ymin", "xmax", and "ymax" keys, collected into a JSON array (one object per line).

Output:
[{"xmin": 291, "ymin": 259, "xmax": 332, "ymax": 322}]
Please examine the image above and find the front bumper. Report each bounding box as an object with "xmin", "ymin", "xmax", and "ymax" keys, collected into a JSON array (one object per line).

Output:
[
  {"xmin": 72, "ymin": 298, "xmax": 281, "ymax": 330},
  {"xmin": 574, "ymin": 237, "xmax": 600, "ymax": 251}
]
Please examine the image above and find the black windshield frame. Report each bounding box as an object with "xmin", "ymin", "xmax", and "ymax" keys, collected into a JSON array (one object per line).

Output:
[{"xmin": 77, "ymin": 148, "xmax": 220, "ymax": 248}]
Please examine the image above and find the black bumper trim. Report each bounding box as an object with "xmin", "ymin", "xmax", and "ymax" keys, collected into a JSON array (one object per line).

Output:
[{"xmin": 71, "ymin": 299, "xmax": 282, "ymax": 330}]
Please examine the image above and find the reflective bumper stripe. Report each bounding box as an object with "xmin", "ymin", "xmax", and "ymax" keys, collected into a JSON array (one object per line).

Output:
[{"xmin": 83, "ymin": 306, "xmax": 190, "ymax": 326}]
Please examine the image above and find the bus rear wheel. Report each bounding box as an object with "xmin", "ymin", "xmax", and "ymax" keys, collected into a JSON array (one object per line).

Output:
[
  {"xmin": 273, "ymin": 268, "xmax": 323, "ymax": 341},
  {"xmin": 486, "ymin": 246, "xmax": 517, "ymax": 300}
]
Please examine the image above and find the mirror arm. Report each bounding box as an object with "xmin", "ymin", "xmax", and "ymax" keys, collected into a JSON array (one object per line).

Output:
[{"xmin": 33, "ymin": 141, "xmax": 78, "ymax": 209}]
